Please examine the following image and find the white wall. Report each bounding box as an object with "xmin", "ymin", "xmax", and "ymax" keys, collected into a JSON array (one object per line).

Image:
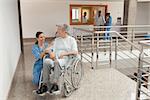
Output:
[
  {"xmin": 149, "ymin": 2, "xmax": 150, "ymax": 24},
  {"xmin": 21, "ymin": 0, "xmax": 124, "ymax": 38},
  {"xmin": 0, "ymin": 0, "xmax": 21, "ymax": 100},
  {"xmin": 136, "ymin": 2, "xmax": 149, "ymax": 25}
]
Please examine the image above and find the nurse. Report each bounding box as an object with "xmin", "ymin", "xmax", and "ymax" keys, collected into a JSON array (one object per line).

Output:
[
  {"xmin": 105, "ymin": 13, "xmax": 112, "ymax": 40},
  {"xmin": 32, "ymin": 31, "xmax": 49, "ymax": 86}
]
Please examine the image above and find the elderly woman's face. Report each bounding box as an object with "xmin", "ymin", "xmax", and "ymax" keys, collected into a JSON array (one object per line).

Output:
[
  {"xmin": 37, "ymin": 33, "xmax": 45, "ymax": 43},
  {"xmin": 57, "ymin": 27, "xmax": 65, "ymax": 37}
]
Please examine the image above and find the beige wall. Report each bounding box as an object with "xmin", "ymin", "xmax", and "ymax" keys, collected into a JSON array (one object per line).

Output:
[
  {"xmin": 128, "ymin": 0, "xmax": 137, "ymax": 25},
  {"xmin": 136, "ymin": 2, "xmax": 149, "ymax": 25},
  {"xmin": 21, "ymin": 0, "xmax": 124, "ymax": 38},
  {"xmin": 137, "ymin": 0, "xmax": 150, "ymax": 1},
  {"xmin": 130, "ymin": 1, "xmax": 150, "ymax": 26},
  {"xmin": 21, "ymin": 0, "xmax": 69, "ymax": 38},
  {"xmin": 149, "ymin": 2, "xmax": 150, "ymax": 24}
]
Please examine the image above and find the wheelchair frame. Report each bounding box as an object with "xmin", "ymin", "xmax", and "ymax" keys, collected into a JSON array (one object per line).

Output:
[{"xmin": 38, "ymin": 55, "xmax": 83, "ymax": 97}]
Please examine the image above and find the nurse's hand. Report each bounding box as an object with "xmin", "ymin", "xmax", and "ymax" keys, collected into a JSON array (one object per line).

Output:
[
  {"xmin": 44, "ymin": 49, "xmax": 49, "ymax": 54},
  {"xmin": 40, "ymin": 52, "xmax": 46, "ymax": 58}
]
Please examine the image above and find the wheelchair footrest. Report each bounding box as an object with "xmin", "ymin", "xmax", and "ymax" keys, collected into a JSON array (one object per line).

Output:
[{"xmin": 47, "ymin": 90, "xmax": 61, "ymax": 95}]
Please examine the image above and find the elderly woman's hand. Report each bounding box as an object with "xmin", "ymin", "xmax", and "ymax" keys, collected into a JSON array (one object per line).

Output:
[{"xmin": 50, "ymin": 52, "xmax": 55, "ymax": 60}]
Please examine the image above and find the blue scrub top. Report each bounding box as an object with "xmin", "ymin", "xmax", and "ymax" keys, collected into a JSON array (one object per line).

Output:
[
  {"xmin": 32, "ymin": 42, "xmax": 48, "ymax": 85},
  {"xmin": 106, "ymin": 16, "xmax": 112, "ymax": 26}
]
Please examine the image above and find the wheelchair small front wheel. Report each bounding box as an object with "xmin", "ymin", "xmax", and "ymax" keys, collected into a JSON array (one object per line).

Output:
[{"xmin": 62, "ymin": 82, "xmax": 73, "ymax": 97}]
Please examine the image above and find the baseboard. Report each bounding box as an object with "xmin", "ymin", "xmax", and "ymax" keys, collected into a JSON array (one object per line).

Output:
[
  {"xmin": 6, "ymin": 52, "xmax": 21, "ymax": 100},
  {"xmin": 23, "ymin": 37, "xmax": 55, "ymax": 45}
]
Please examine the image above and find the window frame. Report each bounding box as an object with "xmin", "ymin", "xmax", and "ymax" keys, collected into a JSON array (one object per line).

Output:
[{"xmin": 70, "ymin": 4, "xmax": 108, "ymax": 25}]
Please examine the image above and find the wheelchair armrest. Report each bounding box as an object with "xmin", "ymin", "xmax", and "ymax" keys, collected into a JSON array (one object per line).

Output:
[
  {"xmin": 43, "ymin": 54, "xmax": 50, "ymax": 61},
  {"xmin": 65, "ymin": 56, "xmax": 80, "ymax": 69}
]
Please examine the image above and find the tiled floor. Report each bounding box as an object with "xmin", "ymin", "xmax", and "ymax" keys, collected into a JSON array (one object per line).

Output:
[{"xmin": 7, "ymin": 44, "xmax": 138, "ymax": 100}]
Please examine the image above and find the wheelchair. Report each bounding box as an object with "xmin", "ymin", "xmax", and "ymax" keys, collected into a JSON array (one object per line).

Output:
[{"xmin": 38, "ymin": 55, "xmax": 83, "ymax": 97}]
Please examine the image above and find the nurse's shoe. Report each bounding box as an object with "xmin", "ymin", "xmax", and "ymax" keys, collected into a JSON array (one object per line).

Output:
[{"xmin": 35, "ymin": 85, "xmax": 48, "ymax": 96}]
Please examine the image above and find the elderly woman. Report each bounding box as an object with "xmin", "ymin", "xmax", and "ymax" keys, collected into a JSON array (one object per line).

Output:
[{"xmin": 32, "ymin": 31, "xmax": 49, "ymax": 86}]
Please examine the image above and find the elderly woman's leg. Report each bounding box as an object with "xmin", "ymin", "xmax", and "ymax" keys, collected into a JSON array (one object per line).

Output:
[
  {"xmin": 53, "ymin": 60, "xmax": 61, "ymax": 83},
  {"xmin": 42, "ymin": 59, "xmax": 52, "ymax": 83},
  {"xmin": 36, "ymin": 58, "xmax": 54, "ymax": 96},
  {"xmin": 49, "ymin": 60, "xmax": 61, "ymax": 94}
]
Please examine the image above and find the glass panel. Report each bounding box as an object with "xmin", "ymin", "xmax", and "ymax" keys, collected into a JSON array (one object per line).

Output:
[
  {"xmin": 72, "ymin": 8, "xmax": 81, "ymax": 23},
  {"xmin": 70, "ymin": 5, "xmax": 107, "ymax": 25}
]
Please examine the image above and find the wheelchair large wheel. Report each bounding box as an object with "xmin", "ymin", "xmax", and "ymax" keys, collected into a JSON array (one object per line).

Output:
[
  {"xmin": 62, "ymin": 67, "xmax": 74, "ymax": 97},
  {"xmin": 71, "ymin": 59, "xmax": 83, "ymax": 89},
  {"xmin": 63, "ymin": 82, "xmax": 73, "ymax": 97}
]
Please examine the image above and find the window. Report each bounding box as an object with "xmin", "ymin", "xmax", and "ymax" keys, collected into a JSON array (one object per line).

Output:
[
  {"xmin": 70, "ymin": 5, "xmax": 107, "ymax": 25},
  {"xmin": 72, "ymin": 8, "xmax": 81, "ymax": 23}
]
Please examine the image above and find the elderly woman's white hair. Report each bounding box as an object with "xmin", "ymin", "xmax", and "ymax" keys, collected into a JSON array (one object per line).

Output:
[{"xmin": 56, "ymin": 24, "xmax": 70, "ymax": 33}]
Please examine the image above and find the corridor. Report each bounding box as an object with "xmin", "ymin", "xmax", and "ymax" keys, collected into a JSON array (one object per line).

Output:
[
  {"xmin": 7, "ymin": 44, "xmax": 136, "ymax": 100},
  {"xmin": 1, "ymin": 0, "xmax": 150, "ymax": 100}
]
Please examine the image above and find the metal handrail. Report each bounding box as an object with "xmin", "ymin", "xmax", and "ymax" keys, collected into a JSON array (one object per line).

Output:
[
  {"xmin": 139, "ymin": 40, "xmax": 150, "ymax": 46},
  {"xmin": 73, "ymin": 27, "xmax": 150, "ymax": 100},
  {"xmin": 135, "ymin": 40, "xmax": 150, "ymax": 100},
  {"xmin": 73, "ymin": 27, "xmax": 149, "ymax": 58},
  {"xmin": 74, "ymin": 28, "xmax": 142, "ymax": 68},
  {"xmin": 94, "ymin": 25, "xmax": 150, "ymax": 28},
  {"xmin": 95, "ymin": 31, "xmax": 142, "ymax": 51},
  {"xmin": 74, "ymin": 27, "xmax": 142, "ymax": 51}
]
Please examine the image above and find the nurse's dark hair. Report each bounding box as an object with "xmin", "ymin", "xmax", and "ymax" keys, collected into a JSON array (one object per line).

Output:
[{"xmin": 35, "ymin": 31, "xmax": 43, "ymax": 44}]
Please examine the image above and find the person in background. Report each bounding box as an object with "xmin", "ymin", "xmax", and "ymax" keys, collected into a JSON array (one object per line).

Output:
[
  {"xmin": 105, "ymin": 13, "xmax": 112, "ymax": 40},
  {"xmin": 94, "ymin": 10, "xmax": 105, "ymax": 31},
  {"xmin": 82, "ymin": 12, "xmax": 88, "ymax": 23},
  {"xmin": 115, "ymin": 17, "xmax": 122, "ymax": 32},
  {"xmin": 32, "ymin": 32, "xmax": 49, "ymax": 87}
]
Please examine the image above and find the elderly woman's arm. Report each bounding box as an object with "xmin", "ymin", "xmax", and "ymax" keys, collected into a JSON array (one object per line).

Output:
[{"xmin": 59, "ymin": 51, "xmax": 78, "ymax": 59}]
